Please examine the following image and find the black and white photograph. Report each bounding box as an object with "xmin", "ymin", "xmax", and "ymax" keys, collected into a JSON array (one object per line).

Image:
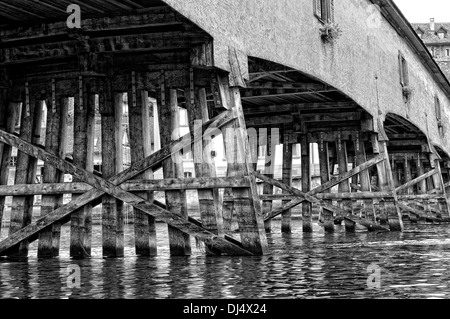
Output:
[{"xmin": 0, "ymin": 0, "xmax": 450, "ymax": 307}]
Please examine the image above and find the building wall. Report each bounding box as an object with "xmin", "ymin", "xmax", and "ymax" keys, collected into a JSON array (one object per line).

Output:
[{"xmin": 162, "ymin": 0, "xmax": 450, "ymax": 156}]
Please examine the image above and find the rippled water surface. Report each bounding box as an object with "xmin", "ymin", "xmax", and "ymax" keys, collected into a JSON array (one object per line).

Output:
[{"xmin": 1, "ymin": 220, "xmax": 450, "ymax": 299}]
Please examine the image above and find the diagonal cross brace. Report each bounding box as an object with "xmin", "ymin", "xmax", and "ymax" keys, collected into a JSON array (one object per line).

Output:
[
  {"xmin": 0, "ymin": 111, "xmax": 253, "ymax": 256},
  {"xmin": 258, "ymin": 153, "xmax": 386, "ymax": 221}
]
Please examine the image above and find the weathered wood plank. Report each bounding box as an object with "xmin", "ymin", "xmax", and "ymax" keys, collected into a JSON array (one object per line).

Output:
[
  {"xmin": 395, "ymin": 168, "xmax": 438, "ymax": 193},
  {"xmin": 0, "ymin": 177, "xmax": 251, "ymax": 196},
  {"xmin": 318, "ymin": 136, "xmax": 333, "ymax": 232},
  {"xmin": 228, "ymin": 87, "xmax": 268, "ymax": 254},
  {"xmin": 262, "ymin": 131, "xmax": 277, "ymax": 232},
  {"xmin": 260, "ymin": 192, "xmax": 394, "ymax": 200},
  {"xmin": 354, "ymin": 132, "xmax": 375, "ymax": 221},
  {"xmin": 187, "ymin": 85, "xmax": 224, "ymax": 254},
  {"xmin": 431, "ymin": 157, "xmax": 450, "ymax": 218},
  {"xmin": 9, "ymin": 94, "xmax": 43, "ymax": 257},
  {"xmin": 0, "ymin": 125, "xmax": 254, "ymax": 256},
  {"xmin": 38, "ymin": 94, "xmax": 69, "ymax": 258},
  {"xmin": 281, "ymin": 134, "xmax": 293, "ymax": 233},
  {"xmin": 398, "ymin": 202, "xmax": 442, "ymax": 222},
  {"xmin": 343, "ymin": 215, "xmax": 389, "ymax": 232},
  {"xmin": 159, "ymin": 86, "xmax": 191, "ymax": 256},
  {"xmin": 0, "ymin": 102, "xmax": 18, "ymax": 230},
  {"xmin": 377, "ymin": 140, "xmax": 403, "ymax": 231},
  {"xmin": 101, "ymin": 93, "xmax": 124, "ymax": 258},
  {"xmin": 336, "ymin": 135, "xmax": 354, "ymax": 232},
  {"xmin": 70, "ymin": 81, "xmax": 94, "ymax": 258},
  {"xmin": 301, "ymin": 135, "xmax": 312, "ymax": 232},
  {"xmin": 128, "ymin": 85, "xmax": 157, "ymax": 256}
]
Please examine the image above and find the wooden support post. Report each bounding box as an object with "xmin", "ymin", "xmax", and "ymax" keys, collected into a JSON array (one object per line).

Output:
[
  {"xmin": 228, "ymin": 87, "xmax": 268, "ymax": 254},
  {"xmin": 9, "ymin": 85, "xmax": 43, "ymax": 257},
  {"xmin": 336, "ymin": 134, "xmax": 354, "ymax": 232},
  {"xmin": 391, "ymin": 157, "xmax": 399, "ymax": 189},
  {"xmin": 128, "ymin": 79, "xmax": 157, "ymax": 256},
  {"xmin": 318, "ymin": 134, "xmax": 334, "ymax": 232},
  {"xmin": 354, "ymin": 132, "xmax": 375, "ymax": 221},
  {"xmin": 38, "ymin": 93, "xmax": 69, "ymax": 258},
  {"xmin": 301, "ymin": 135, "xmax": 313, "ymax": 232},
  {"xmin": 101, "ymin": 92, "xmax": 124, "ymax": 258},
  {"xmin": 70, "ymin": 77, "xmax": 95, "ymax": 258},
  {"xmin": 262, "ymin": 130, "xmax": 277, "ymax": 232},
  {"xmin": 0, "ymin": 101, "xmax": 18, "ymax": 231},
  {"xmin": 281, "ymin": 132, "xmax": 293, "ymax": 233},
  {"xmin": 158, "ymin": 81, "xmax": 191, "ymax": 256},
  {"xmin": 0, "ymin": 110, "xmax": 255, "ymax": 257},
  {"xmin": 430, "ymin": 155, "xmax": 450, "ymax": 218},
  {"xmin": 376, "ymin": 138, "xmax": 403, "ymax": 231},
  {"xmin": 402, "ymin": 155, "xmax": 417, "ymax": 222},
  {"xmin": 186, "ymin": 84, "xmax": 224, "ymax": 254},
  {"xmin": 416, "ymin": 155, "xmax": 429, "ymax": 221}
]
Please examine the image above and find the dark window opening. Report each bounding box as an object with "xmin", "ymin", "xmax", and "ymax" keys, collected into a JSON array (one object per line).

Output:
[{"xmin": 398, "ymin": 52, "xmax": 409, "ymax": 87}]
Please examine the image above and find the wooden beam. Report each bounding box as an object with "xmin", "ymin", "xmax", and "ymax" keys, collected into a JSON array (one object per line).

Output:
[
  {"xmin": 318, "ymin": 135, "xmax": 333, "ymax": 232},
  {"xmin": 377, "ymin": 139, "xmax": 404, "ymax": 231},
  {"xmin": 281, "ymin": 134, "xmax": 293, "ymax": 233},
  {"xmin": 0, "ymin": 125, "xmax": 253, "ymax": 257},
  {"xmin": 395, "ymin": 168, "xmax": 438, "ymax": 193},
  {"xmin": 297, "ymin": 112, "xmax": 361, "ymax": 122},
  {"xmin": 243, "ymin": 102, "xmax": 358, "ymax": 116},
  {"xmin": 38, "ymin": 94, "xmax": 69, "ymax": 258},
  {"xmin": 0, "ymin": 177, "xmax": 252, "ymax": 196},
  {"xmin": 227, "ymin": 87, "xmax": 268, "ymax": 254},
  {"xmin": 260, "ymin": 192, "xmax": 394, "ymax": 200},
  {"xmin": 9, "ymin": 93, "xmax": 43, "ymax": 257},
  {"xmin": 262, "ymin": 131, "xmax": 277, "ymax": 232},
  {"xmin": 301, "ymin": 135, "xmax": 312, "ymax": 232},
  {"xmin": 159, "ymin": 86, "xmax": 191, "ymax": 256},
  {"xmin": 187, "ymin": 84, "xmax": 224, "ymax": 254},
  {"xmin": 0, "ymin": 102, "xmax": 18, "ymax": 232},
  {"xmin": 128, "ymin": 84, "xmax": 157, "ymax": 256},
  {"xmin": 70, "ymin": 79, "xmax": 94, "ymax": 258},
  {"xmin": 336, "ymin": 134, "xmax": 354, "ymax": 232},
  {"xmin": 101, "ymin": 92, "xmax": 124, "ymax": 258},
  {"xmin": 398, "ymin": 203, "xmax": 442, "ymax": 222},
  {"xmin": 260, "ymin": 154, "xmax": 386, "ymax": 221},
  {"xmin": 0, "ymin": 107, "xmax": 243, "ymax": 255}
]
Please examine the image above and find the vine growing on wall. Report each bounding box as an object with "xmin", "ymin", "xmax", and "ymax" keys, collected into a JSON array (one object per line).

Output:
[{"xmin": 320, "ymin": 22, "xmax": 342, "ymax": 43}]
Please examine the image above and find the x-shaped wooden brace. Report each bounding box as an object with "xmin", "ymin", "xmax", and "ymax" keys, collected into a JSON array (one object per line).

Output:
[
  {"xmin": 256, "ymin": 154, "xmax": 390, "ymax": 232},
  {"xmin": 0, "ymin": 110, "xmax": 253, "ymax": 256}
]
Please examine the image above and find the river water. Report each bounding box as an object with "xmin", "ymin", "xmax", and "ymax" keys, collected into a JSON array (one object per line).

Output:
[{"xmin": 1, "ymin": 220, "xmax": 450, "ymax": 299}]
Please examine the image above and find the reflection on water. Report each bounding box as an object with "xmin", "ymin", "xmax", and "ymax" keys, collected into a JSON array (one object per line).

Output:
[{"xmin": 1, "ymin": 220, "xmax": 450, "ymax": 299}]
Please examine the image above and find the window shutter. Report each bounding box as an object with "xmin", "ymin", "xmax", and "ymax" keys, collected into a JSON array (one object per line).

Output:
[
  {"xmin": 398, "ymin": 53, "xmax": 404, "ymax": 86},
  {"xmin": 402, "ymin": 58, "xmax": 409, "ymax": 86},
  {"xmin": 329, "ymin": 0, "xmax": 335, "ymax": 23},
  {"xmin": 314, "ymin": 0, "xmax": 322, "ymax": 19},
  {"xmin": 435, "ymin": 96, "xmax": 442, "ymax": 121}
]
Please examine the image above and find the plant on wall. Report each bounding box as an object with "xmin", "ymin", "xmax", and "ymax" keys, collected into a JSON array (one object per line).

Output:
[
  {"xmin": 402, "ymin": 85, "xmax": 413, "ymax": 102},
  {"xmin": 320, "ymin": 22, "xmax": 342, "ymax": 43}
]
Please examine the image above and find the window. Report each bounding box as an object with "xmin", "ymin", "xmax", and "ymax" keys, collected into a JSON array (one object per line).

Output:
[
  {"xmin": 446, "ymin": 49, "xmax": 450, "ymax": 57},
  {"xmin": 184, "ymin": 172, "xmax": 193, "ymax": 178},
  {"xmin": 435, "ymin": 96, "xmax": 443, "ymax": 130},
  {"xmin": 398, "ymin": 52, "xmax": 409, "ymax": 87},
  {"xmin": 314, "ymin": 0, "xmax": 334, "ymax": 24}
]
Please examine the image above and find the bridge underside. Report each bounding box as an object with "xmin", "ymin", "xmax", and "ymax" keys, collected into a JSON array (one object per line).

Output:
[{"xmin": 0, "ymin": 3, "xmax": 449, "ymax": 259}]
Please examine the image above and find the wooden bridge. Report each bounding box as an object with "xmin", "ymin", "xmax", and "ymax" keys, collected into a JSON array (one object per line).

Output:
[{"xmin": 0, "ymin": 0, "xmax": 450, "ymax": 258}]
